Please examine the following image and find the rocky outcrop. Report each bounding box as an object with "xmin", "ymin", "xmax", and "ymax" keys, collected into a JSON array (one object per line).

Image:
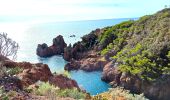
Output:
[
  {"xmin": 36, "ymin": 35, "xmax": 67, "ymax": 57},
  {"xmin": 63, "ymin": 29, "xmax": 101, "ymax": 61},
  {"xmin": 101, "ymin": 61, "xmax": 121, "ymax": 83},
  {"xmin": 63, "ymin": 44, "xmax": 74, "ymax": 61},
  {"xmin": 17, "ymin": 63, "xmax": 53, "ymax": 86},
  {"xmin": 65, "ymin": 55, "xmax": 108, "ymax": 72},
  {"xmin": 64, "ymin": 42, "xmax": 86, "ymax": 61},
  {"xmin": 49, "ymin": 75, "xmax": 79, "ymax": 89},
  {"xmin": 36, "ymin": 43, "xmax": 54, "ymax": 57},
  {"xmin": 2, "ymin": 60, "xmax": 80, "ymax": 89},
  {"xmin": 101, "ymin": 61, "xmax": 170, "ymax": 100},
  {"xmin": 64, "ymin": 59, "xmax": 80, "ymax": 71}
]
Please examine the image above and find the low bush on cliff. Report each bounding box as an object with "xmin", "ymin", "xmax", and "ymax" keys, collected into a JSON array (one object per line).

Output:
[
  {"xmin": 0, "ymin": 86, "xmax": 9, "ymax": 100},
  {"xmin": 6, "ymin": 67, "xmax": 23, "ymax": 76},
  {"xmin": 109, "ymin": 87, "xmax": 148, "ymax": 100},
  {"xmin": 0, "ymin": 66, "xmax": 23, "ymax": 77},
  {"xmin": 31, "ymin": 82, "xmax": 86, "ymax": 100},
  {"xmin": 0, "ymin": 87, "xmax": 17, "ymax": 100},
  {"xmin": 93, "ymin": 87, "xmax": 148, "ymax": 100},
  {"xmin": 57, "ymin": 88, "xmax": 86, "ymax": 99},
  {"xmin": 99, "ymin": 20, "xmax": 134, "ymax": 50}
]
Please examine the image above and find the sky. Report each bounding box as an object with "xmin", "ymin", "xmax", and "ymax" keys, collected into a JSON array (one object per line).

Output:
[{"xmin": 0, "ymin": 0, "xmax": 169, "ymax": 22}]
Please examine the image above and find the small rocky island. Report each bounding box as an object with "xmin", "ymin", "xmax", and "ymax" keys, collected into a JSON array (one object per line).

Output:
[{"xmin": 37, "ymin": 8, "xmax": 170, "ymax": 100}]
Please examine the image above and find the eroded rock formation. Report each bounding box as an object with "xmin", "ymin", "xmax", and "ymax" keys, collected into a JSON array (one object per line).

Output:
[{"xmin": 36, "ymin": 35, "xmax": 67, "ymax": 57}]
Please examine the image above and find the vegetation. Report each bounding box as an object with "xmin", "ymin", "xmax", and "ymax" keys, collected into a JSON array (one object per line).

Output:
[
  {"xmin": 100, "ymin": 20, "xmax": 134, "ymax": 54},
  {"xmin": 0, "ymin": 66, "xmax": 23, "ymax": 77},
  {"xmin": 0, "ymin": 32, "xmax": 19, "ymax": 60},
  {"xmin": 0, "ymin": 86, "xmax": 9, "ymax": 100},
  {"xmin": 0, "ymin": 87, "xmax": 17, "ymax": 100},
  {"xmin": 57, "ymin": 88, "xmax": 86, "ymax": 99},
  {"xmin": 93, "ymin": 87, "xmax": 148, "ymax": 100},
  {"xmin": 6, "ymin": 67, "xmax": 23, "ymax": 76},
  {"xmin": 98, "ymin": 8, "xmax": 170, "ymax": 81},
  {"xmin": 30, "ymin": 82, "xmax": 86, "ymax": 100}
]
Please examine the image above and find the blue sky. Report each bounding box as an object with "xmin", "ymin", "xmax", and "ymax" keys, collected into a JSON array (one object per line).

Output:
[{"xmin": 0, "ymin": 0, "xmax": 169, "ymax": 22}]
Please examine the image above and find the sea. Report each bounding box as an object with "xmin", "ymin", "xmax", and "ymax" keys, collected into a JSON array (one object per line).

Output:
[{"xmin": 0, "ymin": 18, "xmax": 135, "ymax": 95}]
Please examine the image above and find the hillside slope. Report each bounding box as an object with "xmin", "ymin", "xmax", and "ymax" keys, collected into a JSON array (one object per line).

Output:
[
  {"xmin": 62, "ymin": 8, "xmax": 170, "ymax": 100},
  {"xmin": 100, "ymin": 8, "xmax": 170, "ymax": 81}
]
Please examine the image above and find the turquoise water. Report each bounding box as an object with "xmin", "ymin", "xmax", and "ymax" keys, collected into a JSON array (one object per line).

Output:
[
  {"xmin": 70, "ymin": 70, "xmax": 111, "ymax": 95},
  {"xmin": 0, "ymin": 18, "xmax": 135, "ymax": 95}
]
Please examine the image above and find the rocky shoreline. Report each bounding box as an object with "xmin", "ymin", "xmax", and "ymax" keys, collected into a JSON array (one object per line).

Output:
[
  {"xmin": 36, "ymin": 9, "xmax": 170, "ymax": 100},
  {"xmin": 2, "ymin": 60, "xmax": 79, "ymax": 89},
  {"xmin": 0, "ymin": 56, "xmax": 82, "ymax": 99}
]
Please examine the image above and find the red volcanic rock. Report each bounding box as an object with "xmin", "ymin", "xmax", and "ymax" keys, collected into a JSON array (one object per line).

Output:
[
  {"xmin": 63, "ymin": 44, "xmax": 73, "ymax": 61},
  {"xmin": 36, "ymin": 35, "xmax": 67, "ymax": 57},
  {"xmin": 52, "ymin": 35, "xmax": 67, "ymax": 53},
  {"xmin": 17, "ymin": 63, "xmax": 53, "ymax": 86},
  {"xmin": 49, "ymin": 75, "xmax": 79, "ymax": 89},
  {"xmin": 101, "ymin": 61, "xmax": 121, "ymax": 83},
  {"xmin": 2, "ymin": 60, "xmax": 80, "ymax": 90},
  {"xmin": 36, "ymin": 43, "xmax": 54, "ymax": 57},
  {"xmin": 80, "ymin": 58, "xmax": 108, "ymax": 71},
  {"xmin": 2, "ymin": 60, "xmax": 18, "ymax": 68},
  {"xmin": 65, "ymin": 56, "xmax": 108, "ymax": 72},
  {"xmin": 101, "ymin": 61, "xmax": 170, "ymax": 100},
  {"xmin": 64, "ymin": 59, "xmax": 80, "ymax": 71}
]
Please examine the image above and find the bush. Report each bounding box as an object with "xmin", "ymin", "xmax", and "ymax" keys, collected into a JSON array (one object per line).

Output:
[
  {"xmin": 32, "ymin": 82, "xmax": 58, "ymax": 96},
  {"xmin": 109, "ymin": 87, "xmax": 149, "ymax": 100},
  {"xmin": 31, "ymin": 82, "xmax": 86, "ymax": 100},
  {"xmin": 6, "ymin": 67, "xmax": 23, "ymax": 76},
  {"xmin": 0, "ymin": 86, "xmax": 9, "ymax": 100},
  {"xmin": 57, "ymin": 88, "xmax": 86, "ymax": 99}
]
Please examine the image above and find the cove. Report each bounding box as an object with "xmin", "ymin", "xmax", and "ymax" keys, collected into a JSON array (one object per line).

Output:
[
  {"xmin": 38, "ymin": 55, "xmax": 111, "ymax": 95},
  {"xmin": 1, "ymin": 18, "xmax": 134, "ymax": 95}
]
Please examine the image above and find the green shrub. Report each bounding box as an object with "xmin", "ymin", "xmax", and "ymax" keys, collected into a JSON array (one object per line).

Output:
[
  {"xmin": 6, "ymin": 67, "xmax": 23, "ymax": 76},
  {"xmin": 33, "ymin": 82, "xmax": 58, "ymax": 96},
  {"xmin": 93, "ymin": 95, "xmax": 108, "ymax": 100},
  {"xmin": 63, "ymin": 71, "xmax": 71, "ymax": 78},
  {"xmin": 109, "ymin": 87, "xmax": 149, "ymax": 100},
  {"xmin": 161, "ymin": 12, "xmax": 170, "ymax": 18},
  {"xmin": 57, "ymin": 88, "xmax": 86, "ymax": 99},
  {"xmin": 0, "ymin": 86, "xmax": 9, "ymax": 100},
  {"xmin": 31, "ymin": 82, "xmax": 86, "ymax": 100}
]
